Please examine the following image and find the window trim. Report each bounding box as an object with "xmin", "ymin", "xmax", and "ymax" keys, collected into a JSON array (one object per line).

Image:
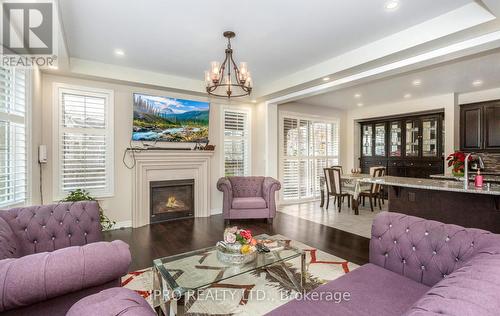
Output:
[
  {"xmin": 278, "ymin": 111, "xmax": 340, "ymax": 204},
  {"xmin": 52, "ymin": 83, "xmax": 114, "ymax": 200},
  {"xmin": 0, "ymin": 68, "xmax": 32, "ymax": 208},
  {"xmin": 220, "ymin": 106, "xmax": 252, "ymax": 177}
]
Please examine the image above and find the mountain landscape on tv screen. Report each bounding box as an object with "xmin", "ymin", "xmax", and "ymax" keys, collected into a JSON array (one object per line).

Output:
[{"xmin": 132, "ymin": 94, "xmax": 209, "ymax": 142}]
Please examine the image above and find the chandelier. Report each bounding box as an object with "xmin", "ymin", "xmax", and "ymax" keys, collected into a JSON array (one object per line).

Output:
[{"xmin": 205, "ymin": 31, "xmax": 252, "ymax": 98}]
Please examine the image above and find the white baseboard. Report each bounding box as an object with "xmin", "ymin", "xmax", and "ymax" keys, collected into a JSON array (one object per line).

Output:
[
  {"xmin": 211, "ymin": 208, "xmax": 223, "ymax": 215},
  {"xmin": 110, "ymin": 220, "xmax": 132, "ymax": 230}
]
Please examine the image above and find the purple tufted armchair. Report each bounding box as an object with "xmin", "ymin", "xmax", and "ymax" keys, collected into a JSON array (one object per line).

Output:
[
  {"xmin": 0, "ymin": 201, "xmax": 131, "ymax": 316},
  {"xmin": 217, "ymin": 176, "xmax": 281, "ymax": 223},
  {"xmin": 268, "ymin": 212, "xmax": 500, "ymax": 316}
]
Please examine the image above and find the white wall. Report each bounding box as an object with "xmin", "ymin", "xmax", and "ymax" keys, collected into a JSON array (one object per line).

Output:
[
  {"xmin": 459, "ymin": 87, "xmax": 500, "ymax": 104},
  {"xmin": 37, "ymin": 73, "xmax": 254, "ymax": 225}
]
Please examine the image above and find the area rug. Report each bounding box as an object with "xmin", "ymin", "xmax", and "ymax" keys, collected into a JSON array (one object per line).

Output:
[{"xmin": 122, "ymin": 235, "xmax": 359, "ymax": 315}]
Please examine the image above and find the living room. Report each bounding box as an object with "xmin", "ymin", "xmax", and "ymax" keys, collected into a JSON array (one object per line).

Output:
[{"xmin": 1, "ymin": 0, "xmax": 500, "ymax": 315}]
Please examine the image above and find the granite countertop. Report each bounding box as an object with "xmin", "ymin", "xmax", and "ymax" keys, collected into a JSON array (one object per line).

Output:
[
  {"xmin": 430, "ymin": 173, "xmax": 500, "ymax": 183},
  {"xmin": 360, "ymin": 176, "xmax": 500, "ymax": 196}
]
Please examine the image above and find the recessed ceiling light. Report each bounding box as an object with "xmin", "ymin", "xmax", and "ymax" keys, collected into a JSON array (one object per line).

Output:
[
  {"xmin": 357, "ymin": 103, "xmax": 364, "ymax": 107},
  {"xmin": 323, "ymin": 77, "xmax": 330, "ymax": 81},
  {"xmin": 472, "ymin": 80, "xmax": 483, "ymax": 87},
  {"xmin": 114, "ymin": 49, "xmax": 125, "ymax": 56},
  {"xmin": 404, "ymin": 93, "xmax": 412, "ymax": 99},
  {"xmin": 354, "ymin": 93, "xmax": 362, "ymax": 99},
  {"xmin": 48, "ymin": 65, "xmax": 58, "ymax": 70},
  {"xmin": 251, "ymin": 100, "xmax": 257, "ymax": 103},
  {"xmin": 385, "ymin": 0, "xmax": 399, "ymax": 11},
  {"xmin": 412, "ymin": 79, "xmax": 422, "ymax": 86}
]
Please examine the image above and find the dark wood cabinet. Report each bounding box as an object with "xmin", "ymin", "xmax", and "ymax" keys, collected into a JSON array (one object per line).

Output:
[
  {"xmin": 359, "ymin": 112, "xmax": 444, "ymax": 179},
  {"xmin": 460, "ymin": 100, "xmax": 500, "ymax": 152}
]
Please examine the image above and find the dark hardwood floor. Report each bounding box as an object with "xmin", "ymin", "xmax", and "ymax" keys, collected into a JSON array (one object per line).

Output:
[{"xmin": 104, "ymin": 212, "xmax": 370, "ymax": 272}]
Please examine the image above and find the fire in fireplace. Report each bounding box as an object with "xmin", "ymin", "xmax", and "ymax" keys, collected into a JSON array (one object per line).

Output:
[{"xmin": 150, "ymin": 179, "xmax": 194, "ymax": 223}]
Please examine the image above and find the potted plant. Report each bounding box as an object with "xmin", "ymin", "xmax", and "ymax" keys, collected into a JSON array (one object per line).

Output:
[
  {"xmin": 61, "ymin": 189, "xmax": 115, "ymax": 230},
  {"xmin": 446, "ymin": 151, "xmax": 471, "ymax": 177}
]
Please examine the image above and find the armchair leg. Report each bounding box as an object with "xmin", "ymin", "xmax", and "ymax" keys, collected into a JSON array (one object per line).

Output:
[
  {"xmin": 225, "ymin": 219, "xmax": 230, "ymax": 226},
  {"xmin": 378, "ymin": 196, "xmax": 382, "ymax": 210},
  {"xmin": 267, "ymin": 218, "xmax": 273, "ymax": 224},
  {"xmin": 347, "ymin": 196, "xmax": 351, "ymax": 208},
  {"xmin": 369, "ymin": 196, "xmax": 374, "ymax": 212},
  {"xmin": 326, "ymin": 194, "xmax": 330, "ymax": 210},
  {"xmin": 338, "ymin": 195, "xmax": 342, "ymax": 213}
]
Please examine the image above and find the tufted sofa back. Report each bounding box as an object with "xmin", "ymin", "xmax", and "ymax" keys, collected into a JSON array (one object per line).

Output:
[
  {"xmin": 0, "ymin": 201, "xmax": 102, "ymax": 257},
  {"xmin": 228, "ymin": 176, "xmax": 264, "ymax": 198},
  {"xmin": 370, "ymin": 212, "xmax": 500, "ymax": 287}
]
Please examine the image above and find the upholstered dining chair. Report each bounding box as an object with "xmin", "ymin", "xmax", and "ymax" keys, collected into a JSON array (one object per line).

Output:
[
  {"xmin": 324, "ymin": 168, "xmax": 355, "ymax": 212},
  {"xmin": 359, "ymin": 167, "xmax": 386, "ymax": 212}
]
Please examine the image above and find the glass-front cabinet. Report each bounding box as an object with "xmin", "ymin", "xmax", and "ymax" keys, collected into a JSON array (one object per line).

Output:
[
  {"xmin": 405, "ymin": 120, "xmax": 420, "ymax": 157},
  {"xmin": 389, "ymin": 121, "xmax": 402, "ymax": 157},
  {"xmin": 374, "ymin": 123, "xmax": 386, "ymax": 156},
  {"xmin": 359, "ymin": 113, "xmax": 444, "ymax": 178},
  {"xmin": 361, "ymin": 124, "xmax": 373, "ymax": 157}
]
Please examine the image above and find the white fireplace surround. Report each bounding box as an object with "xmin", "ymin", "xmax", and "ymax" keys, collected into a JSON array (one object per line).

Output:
[{"xmin": 131, "ymin": 150, "xmax": 214, "ymax": 227}]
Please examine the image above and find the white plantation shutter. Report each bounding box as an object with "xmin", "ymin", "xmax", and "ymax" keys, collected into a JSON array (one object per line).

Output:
[
  {"xmin": 55, "ymin": 85, "xmax": 113, "ymax": 198},
  {"xmin": 280, "ymin": 114, "xmax": 339, "ymax": 201},
  {"xmin": 224, "ymin": 109, "xmax": 250, "ymax": 176},
  {"xmin": 0, "ymin": 67, "xmax": 27, "ymax": 207}
]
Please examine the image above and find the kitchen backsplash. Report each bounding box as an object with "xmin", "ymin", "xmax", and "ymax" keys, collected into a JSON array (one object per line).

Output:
[{"xmin": 482, "ymin": 153, "xmax": 500, "ymax": 173}]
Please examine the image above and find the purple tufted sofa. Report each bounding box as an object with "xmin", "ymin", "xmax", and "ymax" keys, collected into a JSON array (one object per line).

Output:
[
  {"xmin": 217, "ymin": 176, "xmax": 281, "ymax": 223},
  {"xmin": 0, "ymin": 201, "xmax": 132, "ymax": 316},
  {"xmin": 268, "ymin": 212, "xmax": 500, "ymax": 316}
]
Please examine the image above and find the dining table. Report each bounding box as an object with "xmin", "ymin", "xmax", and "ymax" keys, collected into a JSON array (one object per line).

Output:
[{"xmin": 320, "ymin": 173, "xmax": 373, "ymax": 215}]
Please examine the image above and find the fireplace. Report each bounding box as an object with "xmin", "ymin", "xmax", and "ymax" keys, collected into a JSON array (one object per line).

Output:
[{"xmin": 150, "ymin": 179, "xmax": 194, "ymax": 223}]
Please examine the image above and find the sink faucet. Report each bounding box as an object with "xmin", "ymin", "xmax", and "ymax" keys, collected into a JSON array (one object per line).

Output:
[{"xmin": 463, "ymin": 152, "xmax": 479, "ymax": 190}]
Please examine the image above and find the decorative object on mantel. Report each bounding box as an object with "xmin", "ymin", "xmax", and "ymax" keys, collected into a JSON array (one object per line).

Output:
[
  {"xmin": 205, "ymin": 31, "xmax": 252, "ymax": 98},
  {"xmin": 351, "ymin": 168, "xmax": 362, "ymax": 175},
  {"xmin": 61, "ymin": 189, "xmax": 115, "ymax": 230},
  {"xmin": 216, "ymin": 226, "xmax": 257, "ymax": 265},
  {"xmin": 447, "ymin": 151, "xmax": 472, "ymax": 177}
]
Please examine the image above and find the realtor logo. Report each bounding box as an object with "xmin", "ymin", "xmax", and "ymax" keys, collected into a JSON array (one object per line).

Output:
[
  {"xmin": 1, "ymin": 1, "xmax": 57, "ymax": 68},
  {"xmin": 2, "ymin": 2, "xmax": 53, "ymax": 54}
]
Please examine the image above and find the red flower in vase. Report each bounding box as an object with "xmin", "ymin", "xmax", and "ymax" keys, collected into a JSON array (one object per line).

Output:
[{"xmin": 239, "ymin": 230, "xmax": 252, "ymax": 240}]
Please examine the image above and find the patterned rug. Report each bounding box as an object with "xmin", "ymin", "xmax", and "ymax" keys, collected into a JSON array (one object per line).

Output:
[{"xmin": 122, "ymin": 235, "xmax": 358, "ymax": 315}]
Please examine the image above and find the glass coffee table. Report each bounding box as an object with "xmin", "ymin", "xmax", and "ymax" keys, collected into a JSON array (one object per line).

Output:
[{"xmin": 152, "ymin": 234, "xmax": 305, "ymax": 315}]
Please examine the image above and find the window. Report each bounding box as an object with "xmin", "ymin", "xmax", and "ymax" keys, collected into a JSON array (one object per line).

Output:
[
  {"xmin": 54, "ymin": 84, "xmax": 114, "ymax": 199},
  {"xmin": 0, "ymin": 67, "xmax": 28, "ymax": 207},
  {"xmin": 280, "ymin": 114, "xmax": 339, "ymax": 201},
  {"xmin": 223, "ymin": 109, "xmax": 250, "ymax": 176}
]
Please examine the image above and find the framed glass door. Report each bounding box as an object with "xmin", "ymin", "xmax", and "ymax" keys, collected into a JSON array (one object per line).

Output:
[
  {"xmin": 422, "ymin": 117, "xmax": 438, "ymax": 157},
  {"xmin": 361, "ymin": 124, "xmax": 373, "ymax": 157},
  {"xmin": 389, "ymin": 121, "xmax": 402, "ymax": 157},
  {"xmin": 374, "ymin": 123, "xmax": 386, "ymax": 156},
  {"xmin": 405, "ymin": 120, "xmax": 420, "ymax": 157}
]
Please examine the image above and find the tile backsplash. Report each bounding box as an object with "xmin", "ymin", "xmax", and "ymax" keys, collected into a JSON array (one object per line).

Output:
[{"xmin": 482, "ymin": 153, "xmax": 500, "ymax": 173}]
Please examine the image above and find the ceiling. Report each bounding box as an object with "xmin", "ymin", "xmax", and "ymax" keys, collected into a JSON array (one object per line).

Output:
[
  {"xmin": 59, "ymin": 0, "xmax": 474, "ymax": 93},
  {"xmin": 297, "ymin": 50, "xmax": 500, "ymax": 109}
]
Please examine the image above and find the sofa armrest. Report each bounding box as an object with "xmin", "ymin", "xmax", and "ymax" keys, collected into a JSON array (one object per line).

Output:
[
  {"xmin": 0, "ymin": 240, "xmax": 131, "ymax": 312},
  {"xmin": 217, "ymin": 177, "xmax": 233, "ymax": 217},
  {"xmin": 262, "ymin": 177, "xmax": 281, "ymax": 218}
]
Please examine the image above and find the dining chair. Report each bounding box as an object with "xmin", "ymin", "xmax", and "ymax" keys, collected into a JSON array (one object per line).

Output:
[
  {"xmin": 324, "ymin": 167, "xmax": 354, "ymax": 212},
  {"xmin": 331, "ymin": 165, "xmax": 343, "ymax": 174},
  {"xmin": 359, "ymin": 167, "xmax": 385, "ymax": 212}
]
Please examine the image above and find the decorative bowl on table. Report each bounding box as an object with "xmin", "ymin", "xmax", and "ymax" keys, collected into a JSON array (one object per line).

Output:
[{"xmin": 216, "ymin": 227, "xmax": 257, "ymax": 265}]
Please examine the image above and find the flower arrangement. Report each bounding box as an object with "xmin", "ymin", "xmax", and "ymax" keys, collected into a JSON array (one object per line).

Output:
[
  {"xmin": 223, "ymin": 226, "xmax": 257, "ymax": 254},
  {"xmin": 446, "ymin": 151, "xmax": 471, "ymax": 177}
]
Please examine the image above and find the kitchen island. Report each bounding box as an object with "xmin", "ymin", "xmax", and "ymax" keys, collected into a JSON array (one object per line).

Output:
[{"xmin": 361, "ymin": 176, "xmax": 500, "ymax": 233}]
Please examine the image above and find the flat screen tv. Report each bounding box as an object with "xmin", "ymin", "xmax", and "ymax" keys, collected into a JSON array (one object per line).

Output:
[{"xmin": 132, "ymin": 93, "xmax": 210, "ymax": 143}]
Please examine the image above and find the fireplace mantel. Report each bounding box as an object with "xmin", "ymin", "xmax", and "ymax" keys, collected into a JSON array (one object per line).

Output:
[{"xmin": 130, "ymin": 149, "xmax": 214, "ymax": 227}]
